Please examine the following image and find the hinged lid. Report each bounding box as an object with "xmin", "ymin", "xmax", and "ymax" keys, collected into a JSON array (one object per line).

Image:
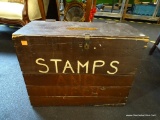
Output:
[{"xmin": 12, "ymin": 21, "xmax": 149, "ymax": 41}]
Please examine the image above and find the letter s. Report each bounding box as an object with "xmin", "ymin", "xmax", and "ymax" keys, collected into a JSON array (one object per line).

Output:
[
  {"xmin": 36, "ymin": 58, "xmax": 49, "ymax": 73},
  {"xmin": 107, "ymin": 61, "xmax": 119, "ymax": 75}
]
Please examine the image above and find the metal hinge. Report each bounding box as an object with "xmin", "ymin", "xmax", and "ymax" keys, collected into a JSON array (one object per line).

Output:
[{"xmin": 84, "ymin": 34, "xmax": 90, "ymax": 50}]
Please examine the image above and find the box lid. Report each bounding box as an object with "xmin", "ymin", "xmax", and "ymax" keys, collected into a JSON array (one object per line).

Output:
[{"xmin": 12, "ymin": 21, "xmax": 149, "ymax": 40}]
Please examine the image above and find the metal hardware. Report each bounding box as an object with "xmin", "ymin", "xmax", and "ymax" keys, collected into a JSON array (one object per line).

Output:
[{"xmin": 84, "ymin": 34, "xmax": 90, "ymax": 50}]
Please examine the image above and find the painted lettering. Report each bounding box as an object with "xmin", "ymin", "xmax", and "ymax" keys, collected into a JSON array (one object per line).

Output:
[
  {"xmin": 62, "ymin": 60, "xmax": 75, "ymax": 73},
  {"xmin": 92, "ymin": 60, "xmax": 105, "ymax": 74},
  {"xmin": 77, "ymin": 61, "xmax": 89, "ymax": 73},
  {"xmin": 107, "ymin": 61, "xmax": 119, "ymax": 74},
  {"xmin": 50, "ymin": 59, "xmax": 62, "ymax": 73},
  {"xmin": 36, "ymin": 58, "xmax": 49, "ymax": 73},
  {"xmin": 35, "ymin": 58, "xmax": 120, "ymax": 74}
]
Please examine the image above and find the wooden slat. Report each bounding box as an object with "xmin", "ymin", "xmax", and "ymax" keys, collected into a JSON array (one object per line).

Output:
[
  {"xmin": 29, "ymin": 96, "xmax": 127, "ymax": 106},
  {"xmin": 15, "ymin": 38, "xmax": 147, "ymax": 50},
  {"xmin": 20, "ymin": 57, "xmax": 140, "ymax": 75},
  {"xmin": 23, "ymin": 74, "xmax": 134, "ymax": 86},
  {"xmin": 14, "ymin": 37, "xmax": 147, "ymax": 75},
  {"xmin": 27, "ymin": 86, "xmax": 131, "ymax": 97},
  {"xmin": 17, "ymin": 54, "xmax": 144, "ymax": 75}
]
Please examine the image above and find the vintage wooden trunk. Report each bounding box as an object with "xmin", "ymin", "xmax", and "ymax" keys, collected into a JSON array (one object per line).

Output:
[{"xmin": 12, "ymin": 21, "xmax": 149, "ymax": 106}]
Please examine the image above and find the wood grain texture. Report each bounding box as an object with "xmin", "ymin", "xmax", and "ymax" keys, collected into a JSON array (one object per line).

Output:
[
  {"xmin": 14, "ymin": 37, "xmax": 147, "ymax": 75},
  {"xmin": 12, "ymin": 21, "xmax": 149, "ymax": 38},
  {"xmin": 27, "ymin": 86, "xmax": 131, "ymax": 97},
  {"xmin": 29, "ymin": 96, "xmax": 127, "ymax": 106},
  {"xmin": 23, "ymin": 74, "xmax": 134, "ymax": 86},
  {"xmin": 12, "ymin": 21, "xmax": 148, "ymax": 106}
]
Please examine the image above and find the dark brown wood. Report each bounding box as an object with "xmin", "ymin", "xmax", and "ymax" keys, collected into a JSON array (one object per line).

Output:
[
  {"xmin": 17, "ymin": 58, "xmax": 140, "ymax": 75},
  {"xmin": 149, "ymin": 34, "xmax": 160, "ymax": 55},
  {"xmin": 29, "ymin": 96, "xmax": 127, "ymax": 106},
  {"xmin": 27, "ymin": 86, "xmax": 131, "ymax": 97},
  {"xmin": 24, "ymin": 74, "xmax": 134, "ymax": 86},
  {"xmin": 12, "ymin": 21, "xmax": 149, "ymax": 106},
  {"xmin": 14, "ymin": 37, "xmax": 146, "ymax": 75}
]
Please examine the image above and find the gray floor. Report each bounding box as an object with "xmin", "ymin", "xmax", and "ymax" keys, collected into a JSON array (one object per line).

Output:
[{"xmin": 0, "ymin": 20, "xmax": 160, "ymax": 120}]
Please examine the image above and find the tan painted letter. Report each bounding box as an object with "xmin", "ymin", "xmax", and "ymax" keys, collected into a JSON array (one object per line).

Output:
[
  {"xmin": 50, "ymin": 59, "xmax": 62, "ymax": 73},
  {"xmin": 92, "ymin": 60, "xmax": 105, "ymax": 74},
  {"xmin": 62, "ymin": 60, "xmax": 75, "ymax": 73},
  {"xmin": 107, "ymin": 61, "xmax": 119, "ymax": 75},
  {"xmin": 77, "ymin": 61, "xmax": 89, "ymax": 73},
  {"xmin": 36, "ymin": 58, "xmax": 49, "ymax": 73}
]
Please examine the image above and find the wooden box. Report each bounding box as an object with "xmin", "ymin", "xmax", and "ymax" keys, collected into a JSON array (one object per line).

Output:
[{"xmin": 12, "ymin": 21, "xmax": 149, "ymax": 106}]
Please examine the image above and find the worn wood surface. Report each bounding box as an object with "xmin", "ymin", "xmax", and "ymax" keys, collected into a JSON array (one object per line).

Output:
[
  {"xmin": 27, "ymin": 86, "xmax": 131, "ymax": 97},
  {"xmin": 12, "ymin": 21, "xmax": 149, "ymax": 106},
  {"xmin": 12, "ymin": 21, "xmax": 149, "ymax": 38},
  {"xmin": 24, "ymin": 74, "xmax": 134, "ymax": 86},
  {"xmin": 14, "ymin": 37, "xmax": 147, "ymax": 75},
  {"xmin": 29, "ymin": 96, "xmax": 127, "ymax": 106},
  {"xmin": 24, "ymin": 74, "xmax": 133, "ymax": 106}
]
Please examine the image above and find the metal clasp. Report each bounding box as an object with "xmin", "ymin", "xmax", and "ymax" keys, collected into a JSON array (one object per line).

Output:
[{"xmin": 84, "ymin": 34, "xmax": 90, "ymax": 50}]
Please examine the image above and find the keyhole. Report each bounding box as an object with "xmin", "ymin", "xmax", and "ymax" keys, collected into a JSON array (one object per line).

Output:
[{"xmin": 84, "ymin": 43, "xmax": 89, "ymax": 49}]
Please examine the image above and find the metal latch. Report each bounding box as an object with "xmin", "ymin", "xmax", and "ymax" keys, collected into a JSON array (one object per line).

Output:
[{"xmin": 84, "ymin": 34, "xmax": 90, "ymax": 50}]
